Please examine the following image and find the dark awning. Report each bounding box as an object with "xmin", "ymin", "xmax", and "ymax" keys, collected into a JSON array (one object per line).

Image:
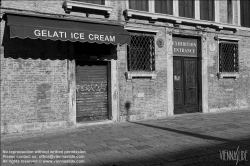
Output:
[{"xmin": 6, "ymin": 13, "xmax": 131, "ymax": 45}]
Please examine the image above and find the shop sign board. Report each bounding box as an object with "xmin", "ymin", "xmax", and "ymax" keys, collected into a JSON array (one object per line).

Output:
[
  {"xmin": 33, "ymin": 29, "xmax": 116, "ymax": 43},
  {"xmin": 173, "ymin": 37, "xmax": 197, "ymax": 57}
]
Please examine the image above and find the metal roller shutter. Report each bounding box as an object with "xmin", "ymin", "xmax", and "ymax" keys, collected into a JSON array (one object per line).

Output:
[{"xmin": 76, "ymin": 61, "xmax": 108, "ymax": 122}]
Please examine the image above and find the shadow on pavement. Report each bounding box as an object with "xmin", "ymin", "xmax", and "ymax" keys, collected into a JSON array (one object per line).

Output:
[
  {"xmin": 78, "ymin": 121, "xmax": 250, "ymax": 166},
  {"xmin": 129, "ymin": 121, "xmax": 233, "ymax": 143},
  {"xmin": 77, "ymin": 137, "xmax": 250, "ymax": 166},
  {"xmin": 1, "ymin": 119, "xmax": 250, "ymax": 166}
]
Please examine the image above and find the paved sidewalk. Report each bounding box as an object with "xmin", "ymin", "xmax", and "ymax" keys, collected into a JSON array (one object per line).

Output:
[{"xmin": 1, "ymin": 109, "xmax": 250, "ymax": 166}]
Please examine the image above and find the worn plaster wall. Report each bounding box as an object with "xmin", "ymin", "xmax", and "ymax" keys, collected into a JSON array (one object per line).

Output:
[{"xmin": 219, "ymin": 0, "xmax": 228, "ymax": 24}]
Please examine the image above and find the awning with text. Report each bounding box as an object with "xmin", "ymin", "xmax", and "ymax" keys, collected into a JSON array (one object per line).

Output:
[{"xmin": 6, "ymin": 13, "xmax": 131, "ymax": 45}]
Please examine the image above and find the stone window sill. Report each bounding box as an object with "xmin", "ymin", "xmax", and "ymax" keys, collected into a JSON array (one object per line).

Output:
[
  {"xmin": 63, "ymin": 0, "xmax": 113, "ymax": 17},
  {"xmin": 215, "ymin": 35, "xmax": 241, "ymax": 41},
  {"xmin": 125, "ymin": 71, "xmax": 157, "ymax": 80},
  {"xmin": 124, "ymin": 9, "xmax": 249, "ymax": 31},
  {"xmin": 218, "ymin": 72, "xmax": 239, "ymax": 79}
]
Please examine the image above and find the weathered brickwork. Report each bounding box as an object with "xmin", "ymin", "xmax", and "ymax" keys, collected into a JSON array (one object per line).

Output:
[
  {"xmin": 118, "ymin": 25, "xmax": 168, "ymax": 121},
  {"xmin": 0, "ymin": 0, "xmax": 122, "ymax": 133},
  {"xmin": 1, "ymin": 0, "xmax": 119, "ymax": 21},
  {"xmin": 0, "ymin": 34, "xmax": 70, "ymax": 132},
  {"xmin": 0, "ymin": 0, "xmax": 250, "ymax": 133},
  {"xmin": 207, "ymin": 32, "xmax": 250, "ymax": 111}
]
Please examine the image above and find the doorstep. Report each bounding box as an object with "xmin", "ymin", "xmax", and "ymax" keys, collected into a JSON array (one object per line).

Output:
[{"xmin": 76, "ymin": 119, "xmax": 114, "ymax": 128}]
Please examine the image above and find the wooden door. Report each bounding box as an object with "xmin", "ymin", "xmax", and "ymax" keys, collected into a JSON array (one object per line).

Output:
[
  {"xmin": 174, "ymin": 57, "xmax": 199, "ymax": 114},
  {"xmin": 76, "ymin": 61, "xmax": 109, "ymax": 122}
]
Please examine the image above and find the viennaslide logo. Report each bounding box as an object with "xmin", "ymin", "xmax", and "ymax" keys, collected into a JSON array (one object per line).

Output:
[{"xmin": 219, "ymin": 146, "xmax": 248, "ymax": 165}]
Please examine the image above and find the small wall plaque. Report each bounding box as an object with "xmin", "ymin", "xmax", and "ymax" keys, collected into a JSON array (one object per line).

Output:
[
  {"xmin": 156, "ymin": 38, "xmax": 164, "ymax": 48},
  {"xmin": 174, "ymin": 75, "xmax": 181, "ymax": 81},
  {"xmin": 138, "ymin": 93, "xmax": 144, "ymax": 98},
  {"xmin": 209, "ymin": 43, "xmax": 216, "ymax": 52}
]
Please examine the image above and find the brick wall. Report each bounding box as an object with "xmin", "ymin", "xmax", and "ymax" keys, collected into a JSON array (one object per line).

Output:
[
  {"xmin": 0, "ymin": 19, "xmax": 70, "ymax": 132},
  {"xmin": 117, "ymin": 25, "xmax": 168, "ymax": 121},
  {"xmin": 1, "ymin": 0, "xmax": 250, "ymax": 133},
  {"xmin": 0, "ymin": 0, "xmax": 122, "ymax": 133},
  {"xmin": 1, "ymin": 0, "xmax": 119, "ymax": 21},
  {"xmin": 206, "ymin": 31, "xmax": 250, "ymax": 111}
]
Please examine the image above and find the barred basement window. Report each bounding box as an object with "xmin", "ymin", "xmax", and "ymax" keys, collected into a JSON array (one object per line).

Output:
[
  {"xmin": 127, "ymin": 34, "xmax": 155, "ymax": 71},
  {"xmin": 219, "ymin": 41, "xmax": 239, "ymax": 73}
]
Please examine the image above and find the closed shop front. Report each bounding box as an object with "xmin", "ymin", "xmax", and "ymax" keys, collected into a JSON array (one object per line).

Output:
[
  {"xmin": 76, "ymin": 61, "xmax": 109, "ymax": 122},
  {"xmin": 2, "ymin": 12, "xmax": 131, "ymax": 132}
]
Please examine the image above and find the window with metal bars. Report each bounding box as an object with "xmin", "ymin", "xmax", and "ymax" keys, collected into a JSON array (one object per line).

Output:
[
  {"xmin": 127, "ymin": 34, "xmax": 155, "ymax": 71},
  {"xmin": 219, "ymin": 41, "xmax": 239, "ymax": 73}
]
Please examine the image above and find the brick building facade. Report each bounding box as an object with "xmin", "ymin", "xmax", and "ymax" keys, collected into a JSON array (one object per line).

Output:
[{"xmin": 1, "ymin": 0, "xmax": 250, "ymax": 134}]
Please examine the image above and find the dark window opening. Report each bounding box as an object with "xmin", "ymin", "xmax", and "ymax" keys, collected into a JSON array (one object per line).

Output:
[
  {"xmin": 75, "ymin": 0, "xmax": 105, "ymax": 5},
  {"xmin": 179, "ymin": 0, "xmax": 194, "ymax": 18},
  {"xmin": 155, "ymin": 0, "xmax": 173, "ymax": 15},
  {"xmin": 129, "ymin": 0, "xmax": 149, "ymax": 12},
  {"xmin": 240, "ymin": 0, "xmax": 250, "ymax": 27},
  {"xmin": 227, "ymin": 0, "xmax": 233, "ymax": 24},
  {"xmin": 127, "ymin": 34, "xmax": 155, "ymax": 71},
  {"xmin": 219, "ymin": 41, "xmax": 239, "ymax": 73},
  {"xmin": 74, "ymin": 42, "xmax": 115, "ymax": 60},
  {"xmin": 200, "ymin": 0, "xmax": 214, "ymax": 21}
]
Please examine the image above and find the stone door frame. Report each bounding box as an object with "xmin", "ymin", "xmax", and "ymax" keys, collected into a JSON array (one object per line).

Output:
[{"xmin": 166, "ymin": 28, "xmax": 209, "ymax": 116}]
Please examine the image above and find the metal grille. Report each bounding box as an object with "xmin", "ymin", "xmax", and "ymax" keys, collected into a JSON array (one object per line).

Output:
[
  {"xmin": 219, "ymin": 42, "xmax": 239, "ymax": 73},
  {"xmin": 127, "ymin": 35, "xmax": 155, "ymax": 71}
]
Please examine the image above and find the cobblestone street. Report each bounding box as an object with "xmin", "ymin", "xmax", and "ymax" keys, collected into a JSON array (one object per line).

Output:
[{"xmin": 1, "ymin": 109, "xmax": 250, "ymax": 166}]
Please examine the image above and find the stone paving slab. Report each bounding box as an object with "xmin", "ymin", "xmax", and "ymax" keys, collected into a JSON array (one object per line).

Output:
[{"xmin": 1, "ymin": 109, "xmax": 250, "ymax": 166}]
